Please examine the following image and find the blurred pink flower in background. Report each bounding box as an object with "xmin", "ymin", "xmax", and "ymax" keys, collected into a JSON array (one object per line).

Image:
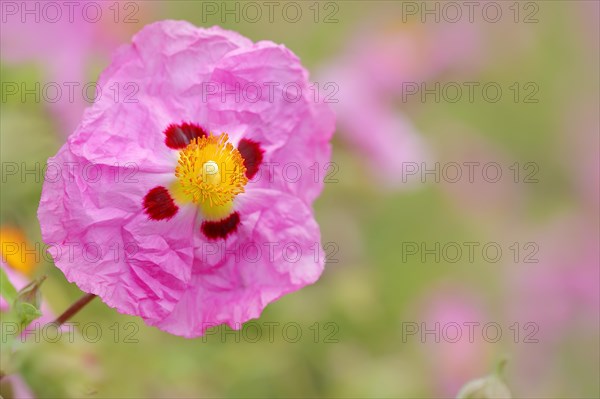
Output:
[
  {"xmin": 319, "ymin": 18, "xmax": 482, "ymax": 188},
  {"xmin": 0, "ymin": 1, "xmax": 158, "ymax": 136},
  {"xmin": 577, "ymin": 0, "xmax": 600, "ymax": 53},
  {"xmin": 506, "ymin": 96, "xmax": 600, "ymax": 395},
  {"xmin": 320, "ymin": 68, "xmax": 428, "ymax": 189},
  {"xmin": 0, "ymin": 374, "xmax": 35, "ymax": 399},
  {"xmin": 415, "ymin": 285, "xmax": 492, "ymax": 397},
  {"xmin": 509, "ymin": 216, "xmax": 599, "ymax": 340},
  {"xmin": 347, "ymin": 21, "xmax": 483, "ymax": 97},
  {"xmin": 435, "ymin": 125, "xmax": 526, "ymax": 231},
  {"xmin": 506, "ymin": 214, "xmax": 599, "ymax": 396},
  {"xmin": 563, "ymin": 101, "xmax": 600, "ymax": 218}
]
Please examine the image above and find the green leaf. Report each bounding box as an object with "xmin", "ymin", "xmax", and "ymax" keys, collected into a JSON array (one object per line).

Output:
[
  {"xmin": 15, "ymin": 276, "xmax": 46, "ymax": 307},
  {"xmin": 15, "ymin": 302, "xmax": 43, "ymax": 328},
  {"xmin": 14, "ymin": 275, "xmax": 46, "ymax": 328},
  {"xmin": 0, "ymin": 266, "xmax": 18, "ymax": 307}
]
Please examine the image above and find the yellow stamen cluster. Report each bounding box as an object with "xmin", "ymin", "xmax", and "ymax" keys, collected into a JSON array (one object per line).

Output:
[{"xmin": 174, "ymin": 133, "xmax": 247, "ymax": 220}]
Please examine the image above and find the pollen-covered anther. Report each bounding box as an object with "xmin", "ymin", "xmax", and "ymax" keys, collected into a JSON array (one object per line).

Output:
[{"xmin": 175, "ymin": 133, "xmax": 248, "ymax": 219}]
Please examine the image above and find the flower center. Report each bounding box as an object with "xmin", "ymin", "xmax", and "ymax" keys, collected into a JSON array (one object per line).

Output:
[{"xmin": 174, "ymin": 133, "xmax": 248, "ymax": 220}]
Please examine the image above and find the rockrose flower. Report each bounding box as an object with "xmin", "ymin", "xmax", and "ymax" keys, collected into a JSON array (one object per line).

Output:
[{"xmin": 37, "ymin": 21, "xmax": 334, "ymax": 337}]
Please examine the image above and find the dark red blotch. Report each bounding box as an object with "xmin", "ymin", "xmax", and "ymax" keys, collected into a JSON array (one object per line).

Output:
[
  {"xmin": 164, "ymin": 122, "xmax": 207, "ymax": 149},
  {"xmin": 143, "ymin": 186, "xmax": 179, "ymax": 221},
  {"xmin": 237, "ymin": 138, "xmax": 264, "ymax": 179},
  {"xmin": 201, "ymin": 212, "xmax": 241, "ymax": 240}
]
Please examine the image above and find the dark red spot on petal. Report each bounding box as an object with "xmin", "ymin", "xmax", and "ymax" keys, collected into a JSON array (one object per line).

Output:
[
  {"xmin": 143, "ymin": 186, "xmax": 179, "ymax": 221},
  {"xmin": 201, "ymin": 212, "xmax": 241, "ymax": 240},
  {"xmin": 237, "ymin": 138, "xmax": 264, "ymax": 179},
  {"xmin": 164, "ymin": 122, "xmax": 207, "ymax": 149}
]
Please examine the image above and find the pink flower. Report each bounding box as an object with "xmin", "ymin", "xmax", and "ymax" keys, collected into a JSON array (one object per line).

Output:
[
  {"xmin": 508, "ymin": 215, "xmax": 599, "ymax": 387},
  {"xmin": 415, "ymin": 286, "xmax": 491, "ymax": 397},
  {"xmin": 318, "ymin": 17, "xmax": 481, "ymax": 188},
  {"xmin": 345, "ymin": 19, "xmax": 482, "ymax": 97},
  {"xmin": 435, "ymin": 125, "xmax": 526, "ymax": 230},
  {"xmin": 320, "ymin": 64, "xmax": 429, "ymax": 188},
  {"xmin": 38, "ymin": 21, "xmax": 334, "ymax": 338},
  {"xmin": 0, "ymin": 1, "xmax": 159, "ymax": 135},
  {"xmin": 0, "ymin": 374, "xmax": 35, "ymax": 399},
  {"xmin": 1, "ymin": 3, "xmax": 97, "ymax": 135}
]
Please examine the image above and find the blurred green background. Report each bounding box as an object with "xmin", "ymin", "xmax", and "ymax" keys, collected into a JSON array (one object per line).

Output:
[{"xmin": 1, "ymin": 1, "xmax": 598, "ymax": 398}]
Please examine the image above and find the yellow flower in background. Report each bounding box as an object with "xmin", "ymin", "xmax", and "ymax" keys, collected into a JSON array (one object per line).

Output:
[{"xmin": 0, "ymin": 226, "xmax": 36, "ymax": 276}]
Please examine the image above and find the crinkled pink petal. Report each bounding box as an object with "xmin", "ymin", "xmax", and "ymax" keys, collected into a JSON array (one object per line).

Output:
[
  {"xmin": 204, "ymin": 43, "xmax": 334, "ymax": 203},
  {"xmin": 39, "ymin": 146, "xmax": 193, "ymax": 322},
  {"xmin": 156, "ymin": 189, "xmax": 324, "ymax": 337}
]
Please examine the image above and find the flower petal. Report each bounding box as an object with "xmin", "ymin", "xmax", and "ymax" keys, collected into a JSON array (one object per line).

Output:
[
  {"xmin": 67, "ymin": 22, "xmax": 252, "ymax": 172},
  {"xmin": 153, "ymin": 189, "xmax": 325, "ymax": 337},
  {"xmin": 204, "ymin": 43, "xmax": 335, "ymax": 204},
  {"xmin": 38, "ymin": 145, "xmax": 194, "ymax": 323}
]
